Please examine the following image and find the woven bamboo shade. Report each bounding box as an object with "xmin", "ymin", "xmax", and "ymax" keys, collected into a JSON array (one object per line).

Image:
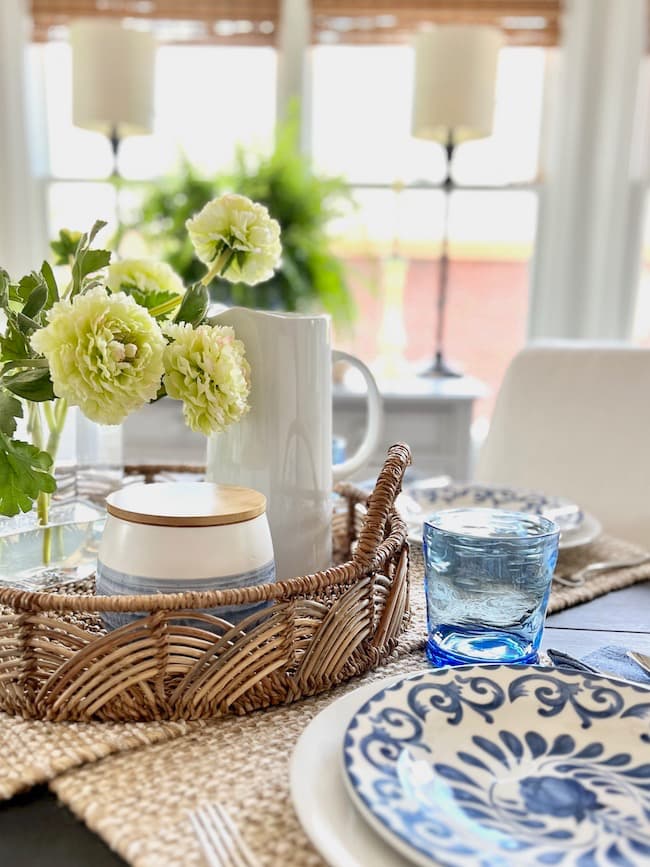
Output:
[{"xmin": 30, "ymin": 0, "xmax": 561, "ymax": 47}]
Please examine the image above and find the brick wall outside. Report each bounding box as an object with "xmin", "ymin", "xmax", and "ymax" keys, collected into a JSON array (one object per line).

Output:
[{"xmin": 335, "ymin": 256, "xmax": 530, "ymax": 419}]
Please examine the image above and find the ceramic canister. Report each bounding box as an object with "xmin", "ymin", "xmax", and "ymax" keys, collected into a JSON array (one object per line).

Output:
[{"xmin": 96, "ymin": 482, "xmax": 275, "ymax": 631}]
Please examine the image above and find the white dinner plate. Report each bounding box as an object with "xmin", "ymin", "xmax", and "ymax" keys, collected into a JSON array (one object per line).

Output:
[
  {"xmin": 290, "ymin": 672, "xmax": 433, "ymax": 867},
  {"xmin": 407, "ymin": 512, "xmax": 601, "ymax": 550},
  {"xmin": 400, "ymin": 483, "xmax": 601, "ymax": 550},
  {"xmin": 342, "ymin": 665, "xmax": 650, "ymax": 867},
  {"xmin": 556, "ymin": 510, "xmax": 602, "ymax": 549}
]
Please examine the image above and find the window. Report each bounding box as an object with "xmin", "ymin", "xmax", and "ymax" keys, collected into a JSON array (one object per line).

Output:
[
  {"xmin": 312, "ymin": 44, "xmax": 546, "ymax": 416},
  {"xmin": 36, "ymin": 41, "xmax": 277, "ymax": 232},
  {"xmin": 34, "ymin": 32, "xmax": 547, "ymax": 419}
]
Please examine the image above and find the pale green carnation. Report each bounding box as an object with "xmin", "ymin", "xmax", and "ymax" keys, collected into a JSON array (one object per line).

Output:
[
  {"xmin": 106, "ymin": 259, "xmax": 185, "ymax": 306},
  {"xmin": 31, "ymin": 287, "xmax": 165, "ymax": 425},
  {"xmin": 186, "ymin": 193, "xmax": 281, "ymax": 286},
  {"xmin": 163, "ymin": 322, "xmax": 250, "ymax": 436}
]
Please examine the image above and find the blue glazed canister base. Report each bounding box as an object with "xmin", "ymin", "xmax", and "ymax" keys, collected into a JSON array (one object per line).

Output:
[{"xmin": 96, "ymin": 560, "xmax": 276, "ymax": 632}]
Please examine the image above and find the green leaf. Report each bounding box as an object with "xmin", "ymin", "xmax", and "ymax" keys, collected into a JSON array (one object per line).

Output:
[
  {"xmin": 0, "ymin": 269, "xmax": 10, "ymax": 308},
  {"xmin": 71, "ymin": 248, "xmax": 111, "ymax": 297},
  {"xmin": 87, "ymin": 219, "xmax": 107, "ymax": 246},
  {"xmin": 79, "ymin": 249, "xmax": 111, "ymax": 278},
  {"xmin": 40, "ymin": 261, "xmax": 59, "ymax": 308},
  {"xmin": 0, "ymin": 432, "xmax": 56, "ymax": 517},
  {"xmin": 50, "ymin": 229, "xmax": 83, "ymax": 266},
  {"xmin": 21, "ymin": 282, "xmax": 48, "ymax": 320},
  {"xmin": 0, "ymin": 390, "xmax": 22, "ymax": 437},
  {"xmin": 69, "ymin": 221, "xmax": 111, "ymax": 298},
  {"xmin": 3, "ymin": 367, "xmax": 55, "ymax": 402},
  {"xmin": 120, "ymin": 284, "xmax": 180, "ymax": 312},
  {"xmin": 16, "ymin": 312, "xmax": 41, "ymax": 335},
  {"xmin": 0, "ymin": 315, "xmax": 31, "ymax": 361},
  {"xmin": 174, "ymin": 283, "xmax": 209, "ymax": 327},
  {"xmin": 10, "ymin": 272, "xmax": 44, "ymax": 305}
]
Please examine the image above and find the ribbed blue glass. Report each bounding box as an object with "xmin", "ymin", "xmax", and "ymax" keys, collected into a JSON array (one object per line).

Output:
[{"xmin": 423, "ymin": 508, "xmax": 559, "ymax": 667}]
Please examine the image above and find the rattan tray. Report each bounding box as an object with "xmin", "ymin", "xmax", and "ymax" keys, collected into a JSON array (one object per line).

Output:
[{"xmin": 0, "ymin": 443, "xmax": 411, "ymax": 722}]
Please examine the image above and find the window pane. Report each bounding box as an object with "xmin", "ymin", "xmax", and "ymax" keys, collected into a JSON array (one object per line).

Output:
[
  {"xmin": 42, "ymin": 43, "xmax": 113, "ymax": 179},
  {"xmin": 47, "ymin": 182, "xmax": 116, "ymax": 238},
  {"xmin": 330, "ymin": 187, "xmax": 445, "ymax": 255},
  {"xmin": 120, "ymin": 46, "xmax": 277, "ymax": 180},
  {"xmin": 312, "ymin": 45, "xmax": 544, "ymax": 186},
  {"xmin": 40, "ymin": 42, "xmax": 276, "ymax": 181},
  {"xmin": 311, "ymin": 45, "xmax": 446, "ymax": 184},
  {"xmin": 335, "ymin": 191, "xmax": 537, "ymax": 418},
  {"xmin": 452, "ymin": 48, "xmax": 545, "ymax": 186}
]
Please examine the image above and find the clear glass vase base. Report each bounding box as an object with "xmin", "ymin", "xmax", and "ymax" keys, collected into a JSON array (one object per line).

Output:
[{"xmin": 0, "ymin": 499, "xmax": 105, "ymax": 590}]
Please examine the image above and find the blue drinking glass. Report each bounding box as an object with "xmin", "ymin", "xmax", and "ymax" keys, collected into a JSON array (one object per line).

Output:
[{"xmin": 423, "ymin": 508, "xmax": 559, "ymax": 667}]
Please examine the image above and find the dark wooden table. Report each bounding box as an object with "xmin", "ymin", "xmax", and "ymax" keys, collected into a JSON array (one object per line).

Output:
[{"xmin": 1, "ymin": 580, "xmax": 649, "ymax": 867}]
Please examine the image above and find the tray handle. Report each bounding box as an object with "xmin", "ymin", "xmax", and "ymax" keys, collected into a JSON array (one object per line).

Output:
[{"xmin": 351, "ymin": 442, "xmax": 411, "ymax": 570}]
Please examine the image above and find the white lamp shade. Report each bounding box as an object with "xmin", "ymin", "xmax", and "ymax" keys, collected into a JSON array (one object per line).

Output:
[
  {"xmin": 412, "ymin": 26, "xmax": 504, "ymax": 144},
  {"xmin": 70, "ymin": 19, "xmax": 156, "ymax": 138}
]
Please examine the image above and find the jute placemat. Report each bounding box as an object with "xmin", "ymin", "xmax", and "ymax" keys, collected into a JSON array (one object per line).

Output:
[
  {"xmin": 51, "ymin": 651, "xmax": 432, "ymax": 867},
  {"xmin": 47, "ymin": 528, "xmax": 650, "ymax": 867},
  {"xmin": 22, "ymin": 538, "xmax": 650, "ymax": 867},
  {"xmin": 0, "ymin": 714, "xmax": 200, "ymax": 801},
  {"xmin": 550, "ymin": 533, "xmax": 650, "ymax": 613},
  {"xmin": 2, "ymin": 536, "xmax": 649, "ymax": 803}
]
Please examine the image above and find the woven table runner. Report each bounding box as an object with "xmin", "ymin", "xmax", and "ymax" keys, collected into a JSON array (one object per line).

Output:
[
  {"xmin": 1, "ymin": 535, "xmax": 648, "ymax": 803},
  {"xmin": 51, "ymin": 651, "xmax": 432, "ymax": 867},
  {"xmin": 1, "ymin": 533, "xmax": 649, "ymax": 864},
  {"xmin": 549, "ymin": 534, "xmax": 650, "ymax": 612},
  {"xmin": 0, "ymin": 714, "xmax": 199, "ymax": 801}
]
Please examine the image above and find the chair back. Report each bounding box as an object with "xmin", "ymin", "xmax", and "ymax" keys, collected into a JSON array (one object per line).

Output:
[{"xmin": 475, "ymin": 342, "xmax": 650, "ymax": 547}]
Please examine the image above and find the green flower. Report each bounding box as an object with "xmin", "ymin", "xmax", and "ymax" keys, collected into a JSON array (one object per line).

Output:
[
  {"xmin": 31, "ymin": 287, "xmax": 165, "ymax": 425},
  {"xmin": 186, "ymin": 193, "xmax": 281, "ymax": 286},
  {"xmin": 163, "ymin": 322, "xmax": 250, "ymax": 436}
]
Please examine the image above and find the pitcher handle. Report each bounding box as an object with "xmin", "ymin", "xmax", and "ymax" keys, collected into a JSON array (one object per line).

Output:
[{"xmin": 332, "ymin": 350, "xmax": 383, "ymax": 481}]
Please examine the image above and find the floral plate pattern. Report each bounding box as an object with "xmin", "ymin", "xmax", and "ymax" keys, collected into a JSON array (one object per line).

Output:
[
  {"xmin": 397, "ymin": 483, "xmax": 601, "ymax": 550},
  {"xmin": 343, "ymin": 665, "xmax": 650, "ymax": 867},
  {"xmin": 400, "ymin": 483, "xmax": 583, "ymax": 530}
]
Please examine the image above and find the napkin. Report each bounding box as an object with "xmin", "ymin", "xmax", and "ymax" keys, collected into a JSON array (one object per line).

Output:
[
  {"xmin": 548, "ymin": 645, "xmax": 650, "ymax": 685},
  {"xmin": 583, "ymin": 645, "xmax": 650, "ymax": 684}
]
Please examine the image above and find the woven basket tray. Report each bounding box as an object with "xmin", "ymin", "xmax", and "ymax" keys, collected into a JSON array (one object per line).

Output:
[{"xmin": 0, "ymin": 443, "xmax": 411, "ymax": 722}]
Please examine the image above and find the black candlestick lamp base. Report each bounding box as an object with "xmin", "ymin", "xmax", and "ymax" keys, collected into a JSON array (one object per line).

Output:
[
  {"xmin": 419, "ymin": 131, "xmax": 463, "ymax": 380},
  {"xmin": 420, "ymin": 351, "xmax": 463, "ymax": 378}
]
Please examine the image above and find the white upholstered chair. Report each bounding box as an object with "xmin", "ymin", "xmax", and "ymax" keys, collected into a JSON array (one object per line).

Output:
[{"xmin": 475, "ymin": 343, "xmax": 650, "ymax": 548}]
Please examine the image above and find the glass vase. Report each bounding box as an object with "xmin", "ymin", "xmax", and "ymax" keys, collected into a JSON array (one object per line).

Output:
[{"xmin": 0, "ymin": 400, "xmax": 123, "ymax": 589}]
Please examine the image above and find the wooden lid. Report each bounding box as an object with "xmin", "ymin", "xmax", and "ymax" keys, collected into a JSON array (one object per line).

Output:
[{"xmin": 106, "ymin": 482, "xmax": 266, "ymax": 528}]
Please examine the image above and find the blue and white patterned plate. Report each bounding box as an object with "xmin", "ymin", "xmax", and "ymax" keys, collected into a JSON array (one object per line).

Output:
[
  {"xmin": 398, "ymin": 483, "xmax": 598, "ymax": 550},
  {"xmin": 343, "ymin": 665, "xmax": 650, "ymax": 867}
]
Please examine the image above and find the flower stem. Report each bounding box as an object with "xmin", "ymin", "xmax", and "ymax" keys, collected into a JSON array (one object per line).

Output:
[
  {"xmin": 201, "ymin": 247, "xmax": 236, "ymax": 286},
  {"xmin": 28, "ymin": 399, "xmax": 69, "ymax": 565},
  {"xmin": 37, "ymin": 489, "xmax": 51, "ymax": 563},
  {"xmin": 149, "ymin": 295, "xmax": 183, "ymax": 318},
  {"xmin": 46, "ymin": 398, "xmax": 68, "ymax": 458}
]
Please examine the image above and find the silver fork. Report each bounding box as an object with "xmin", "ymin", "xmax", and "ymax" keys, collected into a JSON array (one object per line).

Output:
[
  {"xmin": 553, "ymin": 554, "xmax": 650, "ymax": 587},
  {"xmin": 627, "ymin": 650, "xmax": 650, "ymax": 677},
  {"xmin": 189, "ymin": 802, "xmax": 261, "ymax": 867}
]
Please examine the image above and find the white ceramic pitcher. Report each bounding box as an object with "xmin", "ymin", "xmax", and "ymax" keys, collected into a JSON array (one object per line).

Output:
[{"xmin": 207, "ymin": 308, "xmax": 383, "ymax": 579}]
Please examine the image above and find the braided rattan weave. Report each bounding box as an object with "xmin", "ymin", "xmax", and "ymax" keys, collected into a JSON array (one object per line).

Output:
[{"xmin": 0, "ymin": 443, "xmax": 411, "ymax": 723}]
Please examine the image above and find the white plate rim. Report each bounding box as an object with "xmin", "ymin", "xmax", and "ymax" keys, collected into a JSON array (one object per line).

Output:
[
  {"xmin": 290, "ymin": 671, "xmax": 433, "ymax": 867},
  {"xmin": 407, "ymin": 509, "xmax": 601, "ymax": 550}
]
